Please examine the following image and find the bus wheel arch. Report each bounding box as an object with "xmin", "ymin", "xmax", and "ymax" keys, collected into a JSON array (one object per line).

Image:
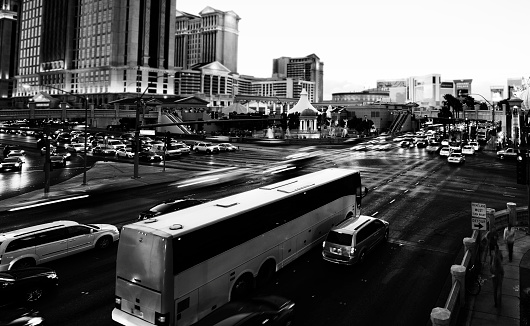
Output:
[
  {"xmin": 230, "ymin": 272, "xmax": 255, "ymax": 301},
  {"xmin": 256, "ymin": 259, "xmax": 277, "ymax": 288}
]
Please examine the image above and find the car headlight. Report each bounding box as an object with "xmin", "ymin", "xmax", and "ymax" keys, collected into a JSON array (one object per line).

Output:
[
  {"xmin": 47, "ymin": 272, "xmax": 58, "ymax": 279},
  {"xmin": 15, "ymin": 163, "xmax": 20, "ymax": 167}
]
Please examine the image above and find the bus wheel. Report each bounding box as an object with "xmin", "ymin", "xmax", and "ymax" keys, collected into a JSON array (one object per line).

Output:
[
  {"xmin": 231, "ymin": 274, "xmax": 254, "ymax": 301},
  {"xmin": 257, "ymin": 260, "xmax": 276, "ymax": 288}
]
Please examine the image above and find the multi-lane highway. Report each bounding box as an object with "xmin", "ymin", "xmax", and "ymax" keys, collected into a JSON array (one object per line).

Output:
[{"xmin": 0, "ymin": 133, "xmax": 526, "ymax": 326}]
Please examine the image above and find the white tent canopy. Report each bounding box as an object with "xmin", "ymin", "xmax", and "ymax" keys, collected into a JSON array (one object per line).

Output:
[
  {"xmin": 288, "ymin": 89, "xmax": 318, "ymax": 115},
  {"xmin": 221, "ymin": 103, "xmax": 256, "ymax": 115}
]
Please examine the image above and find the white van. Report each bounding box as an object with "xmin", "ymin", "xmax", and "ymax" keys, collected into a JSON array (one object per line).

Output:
[
  {"xmin": 0, "ymin": 220, "xmax": 120, "ymax": 271},
  {"xmin": 150, "ymin": 143, "xmax": 182, "ymax": 158}
]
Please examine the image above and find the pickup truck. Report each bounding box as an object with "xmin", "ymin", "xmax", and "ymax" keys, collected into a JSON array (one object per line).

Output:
[{"xmin": 496, "ymin": 148, "xmax": 518, "ymax": 159}]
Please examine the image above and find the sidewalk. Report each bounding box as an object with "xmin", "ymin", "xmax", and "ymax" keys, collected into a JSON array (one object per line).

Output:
[
  {"xmin": 459, "ymin": 229, "xmax": 530, "ymax": 326},
  {"xmin": 0, "ymin": 161, "xmax": 208, "ymax": 211}
]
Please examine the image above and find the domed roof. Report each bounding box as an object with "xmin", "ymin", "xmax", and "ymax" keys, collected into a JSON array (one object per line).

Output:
[{"xmin": 301, "ymin": 108, "xmax": 318, "ymax": 116}]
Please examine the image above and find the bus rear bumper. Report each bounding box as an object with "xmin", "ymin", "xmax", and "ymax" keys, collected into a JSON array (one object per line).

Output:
[{"xmin": 112, "ymin": 309, "xmax": 154, "ymax": 326}]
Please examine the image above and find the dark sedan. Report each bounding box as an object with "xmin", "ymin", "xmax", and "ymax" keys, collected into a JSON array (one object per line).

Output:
[
  {"xmin": 138, "ymin": 198, "xmax": 209, "ymax": 220},
  {"xmin": 49, "ymin": 155, "xmax": 67, "ymax": 168},
  {"xmin": 192, "ymin": 295, "xmax": 295, "ymax": 326},
  {"xmin": 138, "ymin": 151, "xmax": 163, "ymax": 162},
  {"xmin": 0, "ymin": 267, "xmax": 59, "ymax": 307}
]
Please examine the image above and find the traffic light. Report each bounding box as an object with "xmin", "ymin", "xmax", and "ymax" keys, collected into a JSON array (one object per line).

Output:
[
  {"xmin": 165, "ymin": 131, "xmax": 171, "ymax": 148},
  {"xmin": 516, "ymin": 149, "xmax": 527, "ymax": 185}
]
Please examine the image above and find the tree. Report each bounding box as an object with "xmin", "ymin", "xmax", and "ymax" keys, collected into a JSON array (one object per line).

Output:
[{"xmin": 443, "ymin": 94, "xmax": 461, "ymax": 118}]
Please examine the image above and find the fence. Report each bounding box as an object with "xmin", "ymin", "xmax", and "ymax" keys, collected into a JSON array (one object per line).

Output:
[{"xmin": 431, "ymin": 203, "xmax": 529, "ymax": 325}]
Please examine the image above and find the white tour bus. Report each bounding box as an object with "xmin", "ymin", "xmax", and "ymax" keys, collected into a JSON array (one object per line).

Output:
[{"xmin": 112, "ymin": 168, "xmax": 365, "ymax": 326}]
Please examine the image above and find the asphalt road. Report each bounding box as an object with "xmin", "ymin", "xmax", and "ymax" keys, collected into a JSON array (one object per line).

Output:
[{"xmin": 0, "ymin": 139, "xmax": 526, "ymax": 326}]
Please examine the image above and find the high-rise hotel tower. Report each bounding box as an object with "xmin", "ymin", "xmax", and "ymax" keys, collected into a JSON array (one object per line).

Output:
[
  {"xmin": 14, "ymin": 0, "xmax": 176, "ymax": 107},
  {"xmin": 0, "ymin": 0, "xmax": 19, "ymax": 100}
]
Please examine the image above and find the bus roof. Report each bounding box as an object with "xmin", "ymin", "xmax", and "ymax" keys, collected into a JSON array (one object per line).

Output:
[{"xmin": 126, "ymin": 168, "xmax": 359, "ymax": 237}]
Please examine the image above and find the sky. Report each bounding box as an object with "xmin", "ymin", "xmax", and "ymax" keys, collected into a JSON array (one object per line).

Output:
[{"xmin": 177, "ymin": 0, "xmax": 530, "ymax": 101}]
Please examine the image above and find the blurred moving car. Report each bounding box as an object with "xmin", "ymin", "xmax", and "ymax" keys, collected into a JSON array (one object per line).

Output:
[
  {"xmin": 138, "ymin": 198, "xmax": 209, "ymax": 220},
  {"xmin": 0, "ymin": 267, "xmax": 59, "ymax": 307},
  {"xmin": 447, "ymin": 152, "xmax": 465, "ymax": 164},
  {"xmin": 191, "ymin": 295, "xmax": 295, "ymax": 326},
  {"xmin": 218, "ymin": 143, "xmax": 238, "ymax": 152},
  {"xmin": 426, "ymin": 142, "xmax": 441, "ymax": 154},
  {"xmin": 0, "ymin": 156, "xmax": 24, "ymax": 172},
  {"xmin": 0, "ymin": 308, "xmax": 44, "ymax": 326},
  {"xmin": 138, "ymin": 151, "xmax": 163, "ymax": 162}
]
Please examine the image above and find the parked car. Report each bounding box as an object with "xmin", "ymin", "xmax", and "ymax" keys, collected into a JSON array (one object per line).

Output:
[
  {"xmin": 461, "ymin": 145, "xmax": 476, "ymax": 155},
  {"xmin": 92, "ymin": 145, "xmax": 116, "ymax": 156},
  {"xmin": 496, "ymin": 148, "xmax": 518, "ymax": 159},
  {"xmin": 171, "ymin": 142, "xmax": 190, "ymax": 155},
  {"xmin": 138, "ymin": 151, "xmax": 163, "ymax": 162},
  {"xmin": 447, "ymin": 152, "xmax": 465, "ymax": 164},
  {"xmin": 66, "ymin": 143, "xmax": 90, "ymax": 154},
  {"xmin": 191, "ymin": 295, "xmax": 295, "ymax": 326},
  {"xmin": 115, "ymin": 147, "xmax": 135, "ymax": 159},
  {"xmin": 322, "ymin": 215, "xmax": 389, "ymax": 265},
  {"xmin": 218, "ymin": 143, "xmax": 238, "ymax": 152},
  {"xmin": 49, "ymin": 155, "xmax": 67, "ymax": 168},
  {"xmin": 194, "ymin": 142, "xmax": 220, "ymax": 154},
  {"xmin": 0, "ymin": 267, "xmax": 59, "ymax": 307},
  {"xmin": 0, "ymin": 157, "xmax": 24, "ymax": 172},
  {"xmin": 0, "ymin": 220, "xmax": 120, "ymax": 271},
  {"xmin": 138, "ymin": 198, "xmax": 209, "ymax": 220},
  {"xmin": 400, "ymin": 141, "xmax": 414, "ymax": 148}
]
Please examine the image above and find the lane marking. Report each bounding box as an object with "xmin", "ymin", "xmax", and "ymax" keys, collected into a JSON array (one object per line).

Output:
[{"xmin": 8, "ymin": 195, "xmax": 90, "ymax": 212}]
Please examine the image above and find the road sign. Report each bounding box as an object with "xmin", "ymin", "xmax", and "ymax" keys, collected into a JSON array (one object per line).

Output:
[
  {"xmin": 472, "ymin": 217, "xmax": 487, "ymax": 230},
  {"xmin": 140, "ymin": 129, "xmax": 155, "ymax": 136},
  {"xmin": 471, "ymin": 202, "xmax": 486, "ymax": 219}
]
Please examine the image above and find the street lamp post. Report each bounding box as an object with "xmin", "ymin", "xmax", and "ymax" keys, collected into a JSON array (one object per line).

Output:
[{"xmin": 133, "ymin": 73, "xmax": 174, "ymax": 179}]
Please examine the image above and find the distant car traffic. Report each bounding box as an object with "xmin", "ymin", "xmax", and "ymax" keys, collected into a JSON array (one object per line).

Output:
[
  {"xmin": 66, "ymin": 143, "xmax": 90, "ymax": 154},
  {"xmin": 191, "ymin": 295, "xmax": 295, "ymax": 326},
  {"xmin": 171, "ymin": 143, "xmax": 190, "ymax": 155},
  {"xmin": 49, "ymin": 155, "xmax": 67, "ymax": 168},
  {"xmin": 138, "ymin": 198, "xmax": 209, "ymax": 220},
  {"xmin": 218, "ymin": 143, "xmax": 238, "ymax": 152},
  {"xmin": 461, "ymin": 145, "xmax": 476, "ymax": 155},
  {"xmin": 496, "ymin": 148, "xmax": 518, "ymax": 159},
  {"xmin": 439, "ymin": 146, "xmax": 451, "ymax": 157},
  {"xmin": 0, "ymin": 267, "xmax": 59, "ymax": 307},
  {"xmin": 447, "ymin": 153, "xmax": 465, "ymax": 164},
  {"xmin": 469, "ymin": 141, "xmax": 480, "ymax": 151},
  {"xmin": 0, "ymin": 156, "xmax": 24, "ymax": 172}
]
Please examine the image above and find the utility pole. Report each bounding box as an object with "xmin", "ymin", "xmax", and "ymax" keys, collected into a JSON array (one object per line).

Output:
[{"xmin": 43, "ymin": 125, "xmax": 51, "ymax": 195}]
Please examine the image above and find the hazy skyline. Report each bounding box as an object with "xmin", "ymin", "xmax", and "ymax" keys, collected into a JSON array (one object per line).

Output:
[{"xmin": 177, "ymin": 0, "xmax": 530, "ymax": 101}]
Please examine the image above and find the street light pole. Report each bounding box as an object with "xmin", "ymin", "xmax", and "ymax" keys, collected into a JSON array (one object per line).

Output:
[{"xmin": 82, "ymin": 97, "xmax": 88, "ymax": 185}]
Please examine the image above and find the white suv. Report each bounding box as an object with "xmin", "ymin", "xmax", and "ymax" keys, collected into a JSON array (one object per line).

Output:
[
  {"xmin": 194, "ymin": 142, "xmax": 220, "ymax": 154},
  {"xmin": 0, "ymin": 220, "xmax": 120, "ymax": 271}
]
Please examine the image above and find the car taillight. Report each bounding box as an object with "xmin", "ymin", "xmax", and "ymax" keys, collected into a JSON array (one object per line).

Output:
[
  {"xmin": 350, "ymin": 248, "xmax": 355, "ymax": 255},
  {"xmin": 155, "ymin": 312, "xmax": 169, "ymax": 326}
]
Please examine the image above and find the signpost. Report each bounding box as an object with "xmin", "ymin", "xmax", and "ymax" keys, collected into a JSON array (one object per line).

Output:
[{"xmin": 471, "ymin": 202, "xmax": 487, "ymax": 230}]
